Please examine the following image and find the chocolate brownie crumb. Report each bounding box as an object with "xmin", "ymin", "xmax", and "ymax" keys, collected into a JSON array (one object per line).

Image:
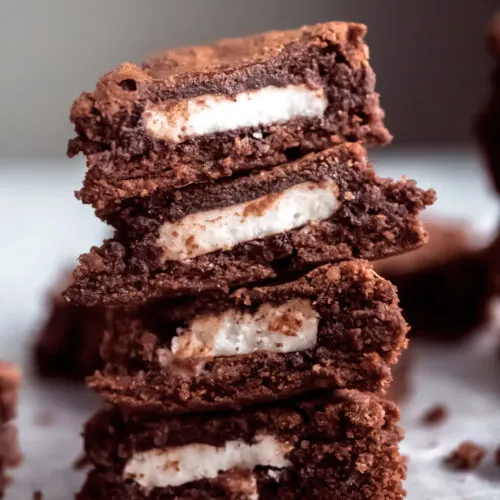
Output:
[
  {"xmin": 445, "ymin": 441, "xmax": 485, "ymax": 470},
  {"xmin": 34, "ymin": 411, "xmax": 56, "ymax": 428},
  {"xmin": 422, "ymin": 404, "xmax": 448, "ymax": 425}
]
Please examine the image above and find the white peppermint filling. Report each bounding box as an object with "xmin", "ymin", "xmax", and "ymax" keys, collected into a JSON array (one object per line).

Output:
[
  {"xmin": 158, "ymin": 180, "xmax": 339, "ymax": 261},
  {"xmin": 171, "ymin": 299, "xmax": 318, "ymax": 359},
  {"xmin": 123, "ymin": 435, "xmax": 291, "ymax": 490},
  {"xmin": 142, "ymin": 84, "xmax": 327, "ymax": 143}
]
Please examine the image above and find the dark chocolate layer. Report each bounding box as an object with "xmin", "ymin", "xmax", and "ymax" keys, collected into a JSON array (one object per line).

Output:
[
  {"xmin": 68, "ymin": 22, "xmax": 391, "ymax": 212},
  {"xmin": 78, "ymin": 390, "xmax": 405, "ymax": 500},
  {"xmin": 65, "ymin": 144, "xmax": 435, "ymax": 306},
  {"xmin": 90, "ymin": 261, "xmax": 408, "ymax": 414}
]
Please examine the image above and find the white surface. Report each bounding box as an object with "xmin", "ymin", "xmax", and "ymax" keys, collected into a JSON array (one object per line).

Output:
[
  {"xmin": 0, "ymin": 149, "xmax": 499, "ymax": 498},
  {"xmin": 124, "ymin": 435, "xmax": 291, "ymax": 489},
  {"xmin": 143, "ymin": 84, "xmax": 327, "ymax": 143},
  {"xmin": 172, "ymin": 298, "xmax": 318, "ymax": 358},
  {"xmin": 158, "ymin": 179, "xmax": 339, "ymax": 261}
]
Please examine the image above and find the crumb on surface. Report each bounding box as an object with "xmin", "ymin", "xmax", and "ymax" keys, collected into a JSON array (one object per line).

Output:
[
  {"xmin": 422, "ymin": 404, "xmax": 448, "ymax": 425},
  {"xmin": 34, "ymin": 410, "xmax": 57, "ymax": 427},
  {"xmin": 445, "ymin": 441, "xmax": 485, "ymax": 470},
  {"xmin": 33, "ymin": 491, "xmax": 43, "ymax": 500}
]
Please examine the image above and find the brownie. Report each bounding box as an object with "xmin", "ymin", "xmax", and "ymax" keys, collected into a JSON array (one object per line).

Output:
[
  {"xmin": 33, "ymin": 271, "xmax": 106, "ymax": 380},
  {"xmin": 487, "ymin": 229, "xmax": 500, "ymax": 295},
  {"xmin": 0, "ymin": 362, "xmax": 21, "ymax": 497},
  {"xmin": 476, "ymin": 13, "xmax": 500, "ymax": 193},
  {"xmin": 68, "ymin": 22, "xmax": 391, "ymax": 214},
  {"xmin": 65, "ymin": 144, "xmax": 435, "ymax": 306},
  {"xmin": 77, "ymin": 390, "xmax": 406, "ymax": 499},
  {"xmin": 88, "ymin": 261, "xmax": 408, "ymax": 414},
  {"xmin": 375, "ymin": 222, "xmax": 491, "ymax": 339}
]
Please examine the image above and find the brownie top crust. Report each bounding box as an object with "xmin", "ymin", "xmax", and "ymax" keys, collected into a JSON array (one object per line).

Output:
[
  {"xmin": 68, "ymin": 21, "xmax": 383, "ymax": 155},
  {"xmin": 70, "ymin": 21, "xmax": 369, "ymax": 127},
  {"xmin": 142, "ymin": 22, "xmax": 368, "ymax": 79}
]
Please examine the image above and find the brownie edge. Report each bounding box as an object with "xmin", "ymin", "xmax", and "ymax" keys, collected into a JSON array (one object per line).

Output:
[{"xmin": 79, "ymin": 390, "xmax": 406, "ymax": 500}]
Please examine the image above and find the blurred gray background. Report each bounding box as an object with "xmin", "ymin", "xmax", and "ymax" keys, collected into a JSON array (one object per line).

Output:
[{"xmin": 0, "ymin": 0, "xmax": 498, "ymax": 158}]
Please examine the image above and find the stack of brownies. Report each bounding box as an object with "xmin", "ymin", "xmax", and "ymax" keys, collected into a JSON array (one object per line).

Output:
[
  {"xmin": 64, "ymin": 22, "xmax": 435, "ymax": 499},
  {"xmin": 0, "ymin": 362, "xmax": 21, "ymax": 497}
]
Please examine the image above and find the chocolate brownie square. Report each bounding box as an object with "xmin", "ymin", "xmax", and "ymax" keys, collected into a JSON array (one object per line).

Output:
[
  {"xmin": 68, "ymin": 22, "xmax": 391, "ymax": 214},
  {"xmin": 89, "ymin": 261, "xmax": 408, "ymax": 415},
  {"xmin": 77, "ymin": 390, "xmax": 405, "ymax": 499},
  {"xmin": 65, "ymin": 144, "xmax": 435, "ymax": 307},
  {"xmin": 375, "ymin": 222, "xmax": 491, "ymax": 339},
  {"xmin": 476, "ymin": 13, "xmax": 500, "ymax": 193},
  {"xmin": 487, "ymin": 228, "xmax": 500, "ymax": 294},
  {"xmin": 33, "ymin": 271, "xmax": 106, "ymax": 380}
]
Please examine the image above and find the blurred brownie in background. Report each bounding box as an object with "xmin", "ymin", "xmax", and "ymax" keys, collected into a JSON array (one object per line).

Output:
[
  {"xmin": 476, "ymin": 12, "xmax": 500, "ymax": 193},
  {"xmin": 0, "ymin": 362, "xmax": 21, "ymax": 496},
  {"xmin": 487, "ymin": 230, "xmax": 500, "ymax": 295},
  {"xmin": 33, "ymin": 271, "xmax": 106, "ymax": 381},
  {"xmin": 375, "ymin": 222, "xmax": 491, "ymax": 340}
]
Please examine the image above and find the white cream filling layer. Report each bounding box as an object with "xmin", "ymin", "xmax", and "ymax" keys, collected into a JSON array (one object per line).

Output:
[
  {"xmin": 123, "ymin": 435, "xmax": 291, "ymax": 490},
  {"xmin": 172, "ymin": 298, "xmax": 318, "ymax": 359},
  {"xmin": 142, "ymin": 84, "xmax": 327, "ymax": 143},
  {"xmin": 158, "ymin": 180, "xmax": 339, "ymax": 261}
]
